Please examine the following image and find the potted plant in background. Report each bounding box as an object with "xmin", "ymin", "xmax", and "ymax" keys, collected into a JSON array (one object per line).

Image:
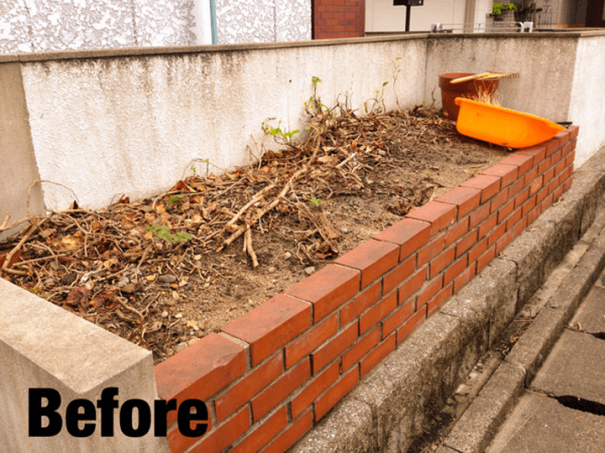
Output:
[{"xmin": 492, "ymin": 2, "xmax": 518, "ymax": 21}]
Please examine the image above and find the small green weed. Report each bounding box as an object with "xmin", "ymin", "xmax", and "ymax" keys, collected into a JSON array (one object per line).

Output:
[{"xmin": 147, "ymin": 225, "xmax": 192, "ymax": 245}]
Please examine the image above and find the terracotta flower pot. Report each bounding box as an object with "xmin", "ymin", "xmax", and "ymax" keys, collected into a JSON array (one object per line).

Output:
[{"xmin": 439, "ymin": 73, "xmax": 500, "ymax": 121}]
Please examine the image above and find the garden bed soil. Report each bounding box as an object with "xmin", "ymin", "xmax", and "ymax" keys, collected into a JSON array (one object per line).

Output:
[{"xmin": 0, "ymin": 105, "xmax": 508, "ymax": 364}]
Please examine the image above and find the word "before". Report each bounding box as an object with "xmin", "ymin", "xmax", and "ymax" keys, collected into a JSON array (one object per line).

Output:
[{"xmin": 29, "ymin": 388, "xmax": 209, "ymax": 438}]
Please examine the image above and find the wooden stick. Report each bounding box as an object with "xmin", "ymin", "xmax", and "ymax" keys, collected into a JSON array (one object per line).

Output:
[
  {"xmin": 0, "ymin": 213, "xmax": 10, "ymax": 231},
  {"xmin": 116, "ymin": 297, "xmax": 145, "ymax": 324},
  {"xmin": 1, "ymin": 218, "xmax": 47, "ymax": 272},
  {"xmin": 245, "ymin": 227, "xmax": 259, "ymax": 269},
  {"xmin": 224, "ymin": 183, "xmax": 276, "ymax": 229}
]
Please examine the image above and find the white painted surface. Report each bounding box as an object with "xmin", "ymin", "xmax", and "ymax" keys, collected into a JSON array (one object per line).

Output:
[
  {"xmin": 568, "ymin": 36, "xmax": 605, "ymax": 168},
  {"xmin": 0, "ymin": 0, "xmax": 310, "ymax": 53},
  {"xmin": 21, "ymin": 39, "xmax": 425, "ymax": 211}
]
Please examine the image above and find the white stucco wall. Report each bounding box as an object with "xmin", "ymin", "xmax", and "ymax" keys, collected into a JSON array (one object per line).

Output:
[
  {"xmin": 215, "ymin": 0, "xmax": 311, "ymax": 44},
  {"xmin": 568, "ymin": 35, "xmax": 605, "ymax": 168},
  {"xmin": 21, "ymin": 38, "xmax": 425, "ymax": 210},
  {"xmin": 0, "ymin": 0, "xmax": 311, "ymax": 54}
]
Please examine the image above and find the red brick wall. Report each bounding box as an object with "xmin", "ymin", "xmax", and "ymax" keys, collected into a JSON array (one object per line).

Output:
[
  {"xmin": 314, "ymin": 0, "xmax": 365, "ymax": 39},
  {"xmin": 155, "ymin": 127, "xmax": 578, "ymax": 453}
]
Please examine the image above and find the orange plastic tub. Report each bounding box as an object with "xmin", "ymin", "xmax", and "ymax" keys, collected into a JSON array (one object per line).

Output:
[{"xmin": 455, "ymin": 98, "xmax": 566, "ymax": 148}]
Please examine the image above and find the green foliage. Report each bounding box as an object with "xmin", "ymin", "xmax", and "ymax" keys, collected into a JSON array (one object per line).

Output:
[
  {"xmin": 309, "ymin": 196, "xmax": 324, "ymax": 208},
  {"xmin": 262, "ymin": 120, "xmax": 300, "ymax": 142},
  {"xmin": 492, "ymin": 2, "xmax": 517, "ymax": 15},
  {"xmin": 147, "ymin": 224, "xmax": 192, "ymax": 245},
  {"xmin": 167, "ymin": 195, "xmax": 182, "ymax": 205}
]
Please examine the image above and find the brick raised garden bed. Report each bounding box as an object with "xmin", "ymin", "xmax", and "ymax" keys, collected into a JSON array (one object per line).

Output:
[{"xmin": 156, "ymin": 127, "xmax": 578, "ymax": 453}]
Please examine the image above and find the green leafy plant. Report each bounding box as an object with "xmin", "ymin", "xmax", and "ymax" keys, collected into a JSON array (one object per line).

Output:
[
  {"xmin": 167, "ymin": 195, "xmax": 182, "ymax": 205},
  {"xmin": 262, "ymin": 120, "xmax": 300, "ymax": 144},
  {"xmin": 147, "ymin": 224, "xmax": 192, "ymax": 245},
  {"xmin": 492, "ymin": 2, "xmax": 517, "ymax": 15},
  {"xmin": 309, "ymin": 196, "xmax": 324, "ymax": 208}
]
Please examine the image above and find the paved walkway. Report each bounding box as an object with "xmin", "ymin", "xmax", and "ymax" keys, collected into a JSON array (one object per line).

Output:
[{"xmin": 431, "ymin": 198, "xmax": 605, "ymax": 453}]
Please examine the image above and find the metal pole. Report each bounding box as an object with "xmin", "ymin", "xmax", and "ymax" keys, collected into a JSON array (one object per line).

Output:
[
  {"xmin": 210, "ymin": 0, "xmax": 218, "ymax": 44},
  {"xmin": 405, "ymin": 5, "xmax": 411, "ymax": 31}
]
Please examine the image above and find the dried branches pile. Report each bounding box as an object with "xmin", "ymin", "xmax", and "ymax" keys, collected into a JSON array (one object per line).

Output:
[{"xmin": 0, "ymin": 95, "xmax": 475, "ymax": 361}]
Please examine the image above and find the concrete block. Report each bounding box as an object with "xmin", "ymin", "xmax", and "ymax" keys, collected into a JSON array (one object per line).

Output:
[
  {"xmin": 487, "ymin": 393, "xmax": 605, "ymax": 453},
  {"xmin": 0, "ymin": 279, "xmax": 168, "ymax": 452},
  {"xmin": 443, "ymin": 362, "xmax": 525, "ymax": 453},
  {"xmin": 289, "ymin": 397, "xmax": 375, "ymax": 453},
  {"xmin": 571, "ymin": 284, "xmax": 605, "ymax": 334},
  {"xmin": 530, "ymin": 330, "xmax": 605, "ymax": 406}
]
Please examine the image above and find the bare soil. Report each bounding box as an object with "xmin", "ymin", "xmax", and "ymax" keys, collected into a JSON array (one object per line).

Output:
[{"xmin": 0, "ymin": 104, "xmax": 508, "ymax": 364}]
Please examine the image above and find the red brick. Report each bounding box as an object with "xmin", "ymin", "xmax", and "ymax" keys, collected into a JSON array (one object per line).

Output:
[
  {"xmin": 291, "ymin": 361, "xmax": 339, "ymax": 419},
  {"xmin": 527, "ymin": 205, "xmax": 542, "ymax": 226},
  {"xmin": 215, "ymin": 354, "xmax": 283, "ymax": 423},
  {"xmin": 285, "ymin": 313, "xmax": 338, "ymax": 369},
  {"xmin": 488, "ymin": 221, "xmax": 506, "ymax": 247},
  {"xmin": 406, "ymin": 201, "xmax": 457, "ymax": 236},
  {"xmin": 456, "ymin": 228, "xmax": 478, "ymax": 258},
  {"xmin": 496, "ymin": 230, "xmax": 513, "ymax": 254},
  {"xmin": 252, "ymin": 358, "xmax": 311, "ymax": 422},
  {"xmin": 569, "ymin": 125, "xmax": 579, "ymax": 140},
  {"xmin": 398, "ymin": 267, "xmax": 427, "ymax": 303},
  {"xmin": 286, "ymin": 265, "xmax": 359, "ymax": 322},
  {"xmin": 443, "ymin": 255, "xmax": 468, "ymax": 285},
  {"xmin": 470, "ymin": 203, "xmax": 490, "ymax": 228},
  {"xmin": 554, "ymin": 160, "xmax": 566, "ymax": 176},
  {"xmin": 383, "ymin": 255, "xmax": 415, "ymax": 294},
  {"xmin": 564, "ymin": 177, "xmax": 573, "ymax": 191},
  {"xmin": 506, "ymin": 207, "xmax": 523, "ymax": 231},
  {"xmin": 480, "ymin": 164, "xmax": 518, "ymax": 188},
  {"xmin": 468, "ymin": 237, "xmax": 488, "ymax": 263},
  {"xmin": 417, "ymin": 276, "xmax": 443, "ymax": 308},
  {"xmin": 382, "ymin": 298, "xmax": 415, "ymax": 337},
  {"xmin": 222, "ymin": 295, "xmax": 311, "ymax": 366},
  {"xmin": 427, "ymin": 284, "xmax": 453, "ymax": 316},
  {"xmin": 260, "ymin": 408, "xmax": 313, "ymax": 453},
  {"xmin": 360, "ymin": 291, "xmax": 397, "ymax": 334},
  {"xmin": 156, "ymin": 333, "xmax": 246, "ymax": 426},
  {"xmin": 477, "ymin": 246, "xmax": 496, "ymax": 273},
  {"xmin": 460, "ymin": 174, "xmax": 501, "ymax": 203},
  {"xmin": 563, "ymin": 140, "xmax": 577, "ymax": 156},
  {"xmin": 550, "ymin": 149, "xmax": 562, "ymax": 165},
  {"xmin": 538, "ymin": 158, "xmax": 551, "ymax": 175},
  {"xmin": 374, "ymin": 218, "xmax": 431, "ymax": 261},
  {"xmin": 541, "ymin": 193, "xmax": 555, "ymax": 212},
  {"xmin": 565, "ymin": 151, "xmax": 576, "ymax": 167},
  {"xmin": 230, "ymin": 407, "xmax": 287, "ymax": 453},
  {"xmin": 547, "ymin": 178, "xmax": 558, "ymax": 194},
  {"xmin": 543, "ymin": 137, "xmax": 559, "ymax": 156},
  {"xmin": 490, "ymin": 189, "xmax": 509, "ymax": 214},
  {"xmin": 340, "ymin": 281, "xmax": 381, "ymax": 326},
  {"xmin": 514, "ymin": 187, "xmax": 530, "ymax": 209},
  {"xmin": 499, "ymin": 153, "xmax": 533, "ymax": 177},
  {"xmin": 521, "ymin": 195, "xmax": 536, "ymax": 217},
  {"xmin": 189, "ymin": 406, "xmax": 250, "ymax": 453},
  {"xmin": 511, "ymin": 216, "xmax": 527, "ymax": 239},
  {"xmin": 536, "ymin": 185, "xmax": 549, "ymax": 205},
  {"xmin": 523, "ymin": 166, "xmax": 538, "ymax": 187},
  {"xmin": 342, "ymin": 326, "xmax": 380, "ymax": 371},
  {"xmin": 315, "ymin": 367, "xmax": 359, "ymax": 420},
  {"xmin": 528, "ymin": 177, "xmax": 543, "ymax": 196},
  {"xmin": 478, "ymin": 213, "xmax": 497, "ymax": 239},
  {"xmin": 454, "ymin": 262, "xmax": 477, "ymax": 293},
  {"xmin": 361, "ymin": 333, "xmax": 396, "ymax": 377},
  {"xmin": 335, "ymin": 239, "xmax": 398, "ymax": 288},
  {"xmin": 553, "ymin": 185, "xmax": 564, "ymax": 202},
  {"xmin": 516, "ymin": 145, "xmax": 547, "ymax": 166},
  {"xmin": 436, "ymin": 187, "xmax": 481, "ymax": 219},
  {"xmin": 543, "ymin": 168, "xmax": 555, "ymax": 185},
  {"xmin": 555, "ymin": 130, "xmax": 570, "ymax": 148},
  {"xmin": 508, "ymin": 178, "xmax": 524, "ymax": 198},
  {"xmin": 418, "ymin": 233, "xmax": 446, "ymax": 267},
  {"xmin": 312, "ymin": 322, "xmax": 358, "ymax": 373},
  {"xmin": 429, "ymin": 246, "xmax": 456, "ymax": 279},
  {"xmin": 397, "ymin": 306, "xmax": 426, "ymax": 344},
  {"xmin": 445, "ymin": 217, "xmax": 469, "ymax": 247}
]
